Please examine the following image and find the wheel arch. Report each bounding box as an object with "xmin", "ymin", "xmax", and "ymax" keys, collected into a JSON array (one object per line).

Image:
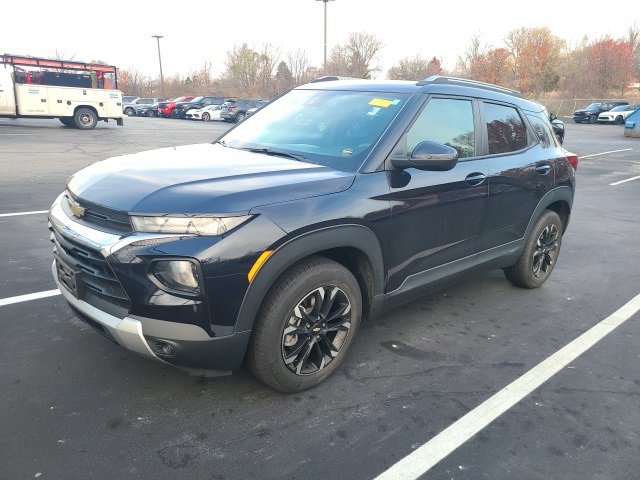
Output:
[
  {"xmin": 234, "ymin": 224, "xmax": 385, "ymax": 334},
  {"xmin": 525, "ymin": 187, "xmax": 573, "ymax": 238}
]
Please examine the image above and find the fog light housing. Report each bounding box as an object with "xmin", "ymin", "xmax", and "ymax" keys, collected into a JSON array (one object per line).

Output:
[{"xmin": 152, "ymin": 259, "xmax": 201, "ymax": 295}]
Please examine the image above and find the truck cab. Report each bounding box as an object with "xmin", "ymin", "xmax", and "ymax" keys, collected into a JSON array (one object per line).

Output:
[{"xmin": 0, "ymin": 66, "xmax": 16, "ymax": 115}]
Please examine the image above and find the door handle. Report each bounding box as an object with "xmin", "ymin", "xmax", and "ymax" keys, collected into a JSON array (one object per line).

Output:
[
  {"xmin": 465, "ymin": 172, "xmax": 486, "ymax": 186},
  {"xmin": 535, "ymin": 164, "xmax": 551, "ymax": 175}
]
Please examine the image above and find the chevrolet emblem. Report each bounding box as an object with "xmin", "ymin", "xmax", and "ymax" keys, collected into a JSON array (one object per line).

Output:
[{"xmin": 69, "ymin": 198, "xmax": 86, "ymax": 218}]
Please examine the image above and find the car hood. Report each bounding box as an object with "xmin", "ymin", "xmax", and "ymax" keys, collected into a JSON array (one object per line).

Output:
[
  {"xmin": 67, "ymin": 143, "xmax": 355, "ymax": 214},
  {"xmin": 574, "ymin": 108, "xmax": 597, "ymax": 114}
]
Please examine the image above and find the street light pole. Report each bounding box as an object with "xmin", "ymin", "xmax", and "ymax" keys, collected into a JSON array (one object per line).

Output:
[
  {"xmin": 151, "ymin": 35, "xmax": 165, "ymax": 96},
  {"xmin": 316, "ymin": 0, "xmax": 334, "ymax": 69}
]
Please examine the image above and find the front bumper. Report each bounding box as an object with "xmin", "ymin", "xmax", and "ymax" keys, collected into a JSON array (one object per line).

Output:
[{"xmin": 49, "ymin": 194, "xmax": 251, "ymax": 371}]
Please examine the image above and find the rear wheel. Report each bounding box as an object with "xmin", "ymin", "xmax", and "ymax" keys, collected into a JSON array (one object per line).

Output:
[
  {"xmin": 74, "ymin": 108, "xmax": 97, "ymax": 130},
  {"xmin": 236, "ymin": 112, "xmax": 246, "ymax": 123},
  {"xmin": 504, "ymin": 210, "xmax": 563, "ymax": 288},
  {"xmin": 248, "ymin": 256, "xmax": 362, "ymax": 393},
  {"xmin": 124, "ymin": 107, "xmax": 135, "ymax": 116},
  {"xmin": 202, "ymin": 112, "xmax": 211, "ymax": 122}
]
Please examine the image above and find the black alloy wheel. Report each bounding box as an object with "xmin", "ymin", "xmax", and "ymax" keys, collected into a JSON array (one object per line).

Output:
[
  {"xmin": 504, "ymin": 210, "xmax": 563, "ymax": 288},
  {"xmin": 589, "ymin": 114, "xmax": 598, "ymax": 124},
  {"xmin": 615, "ymin": 115, "xmax": 624, "ymax": 125},
  {"xmin": 124, "ymin": 107, "xmax": 135, "ymax": 116},
  {"xmin": 281, "ymin": 286, "xmax": 352, "ymax": 375},
  {"xmin": 248, "ymin": 256, "xmax": 362, "ymax": 393}
]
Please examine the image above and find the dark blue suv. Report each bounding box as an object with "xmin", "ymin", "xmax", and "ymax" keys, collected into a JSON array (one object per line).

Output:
[{"xmin": 49, "ymin": 76, "xmax": 577, "ymax": 392}]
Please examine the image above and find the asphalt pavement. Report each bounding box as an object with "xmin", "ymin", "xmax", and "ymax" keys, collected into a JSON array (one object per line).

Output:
[{"xmin": 0, "ymin": 116, "xmax": 638, "ymax": 480}]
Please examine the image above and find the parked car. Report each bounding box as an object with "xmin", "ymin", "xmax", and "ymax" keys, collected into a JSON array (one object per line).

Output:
[
  {"xmin": 135, "ymin": 103, "xmax": 161, "ymax": 117},
  {"xmin": 550, "ymin": 113, "xmax": 565, "ymax": 144},
  {"xmin": 158, "ymin": 96, "xmax": 194, "ymax": 117},
  {"xmin": 122, "ymin": 95, "xmax": 139, "ymax": 104},
  {"xmin": 573, "ymin": 101, "xmax": 629, "ymax": 124},
  {"xmin": 597, "ymin": 104, "xmax": 640, "ymax": 124},
  {"xmin": 122, "ymin": 97, "xmax": 166, "ymax": 116},
  {"xmin": 173, "ymin": 96, "xmax": 227, "ymax": 119},
  {"xmin": 49, "ymin": 76, "xmax": 577, "ymax": 393},
  {"xmin": 220, "ymin": 99, "xmax": 265, "ymax": 122},
  {"xmin": 186, "ymin": 104, "xmax": 223, "ymax": 121},
  {"xmin": 245, "ymin": 100, "xmax": 270, "ymax": 118}
]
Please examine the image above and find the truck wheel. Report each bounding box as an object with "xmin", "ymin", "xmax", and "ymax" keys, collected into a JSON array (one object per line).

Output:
[
  {"xmin": 247, "ymin": 256, "xmax": 362, "ymax": 393},
  {"xmin": 74, "ymin": 108, "xmax": 98, "ymax": 130},
  {"xmin": 504, "ymin": 210, "xmax": 563, "ymax": 289}
]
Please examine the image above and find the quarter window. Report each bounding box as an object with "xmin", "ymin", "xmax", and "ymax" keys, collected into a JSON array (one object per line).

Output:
[
  {"xmin": 406, "ymin": 98, "xmax": 475, "ymax": 158},
  {"xmin": 484, "ymin": 103, "xmax": 528, "ymax": 154},
  {"xmin": 526, "ymin": 114, "xmax": 554, "ymax": 148}
]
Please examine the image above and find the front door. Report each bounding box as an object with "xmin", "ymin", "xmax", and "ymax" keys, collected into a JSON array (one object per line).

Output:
[
  {"xmin": 0, "ymin": 68, "xmax": 16, "ymax": 115},
  {"xmin": 384, "ymin": 96, "xmax": 489, "ymax": 293}
]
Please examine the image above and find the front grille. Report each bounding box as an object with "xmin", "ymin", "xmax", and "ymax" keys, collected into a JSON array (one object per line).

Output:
[
  {"xmin": 63, "ymin": 191, "xmax": 132, "ymax": 233},
  {"xmin": 50, "ymin": 223, "xmax": 131, "ymax": 314}
]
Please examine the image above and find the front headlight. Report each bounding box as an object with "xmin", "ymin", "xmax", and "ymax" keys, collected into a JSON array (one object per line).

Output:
[{"xmin": 130, "ymin": 215, "xmax": 251, "ymax": 235}]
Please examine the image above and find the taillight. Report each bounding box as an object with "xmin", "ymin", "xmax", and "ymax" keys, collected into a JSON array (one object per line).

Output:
[
  {"xmin": 228, "ymin": 105, "xmax": 237, "ymax": 110},
  {"xmin": 564, "ymin": 151, "xmax": 579, "ymax": 170}
]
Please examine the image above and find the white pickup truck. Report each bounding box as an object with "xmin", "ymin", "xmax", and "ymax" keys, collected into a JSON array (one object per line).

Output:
[{"xmin": 0, "ymin": 54, "xmax": 124, "ymax": 129}]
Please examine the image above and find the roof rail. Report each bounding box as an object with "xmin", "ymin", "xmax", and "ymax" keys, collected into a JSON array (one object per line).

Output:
[
  {"xmin": 309, "ymin": 75, "xmax": 359, "ymax": 83},
  {"xmin": 416, "ymin": 75, "xmax": 522, "ymax": 98}
]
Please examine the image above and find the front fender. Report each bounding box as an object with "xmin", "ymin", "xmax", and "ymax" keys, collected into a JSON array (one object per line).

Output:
[{"xmin": 234, "ymin": 224, "xmax": 385, "ymax": 333}]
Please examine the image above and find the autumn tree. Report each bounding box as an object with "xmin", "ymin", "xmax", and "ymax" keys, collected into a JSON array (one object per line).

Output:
[
  {"xmin": 468, "ymin": 48, "xmax": 513, "ymax": 87},
  {"xmin": 387, "ymin": 56, "xmax": 443, "ymax": 80},
  {"xmin": 587, "ymin": 37, "xmax": 634, "ymax": 96},
  {"xmin": 627, "ymin": 23, "xmax": 640, "ymax": 90},
  {"xmin": 325, "ymin": 32, "xmax": 383, "ymax": 79},
  {"xmin": 504, "ymin": 27, "xmax": 563, "ymax": 96},
  {"xmin": 223, "ymin": 43, "xmax": 262, "ymax": 92}
]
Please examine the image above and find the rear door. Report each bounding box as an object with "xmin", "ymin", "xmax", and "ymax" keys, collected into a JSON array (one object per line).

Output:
[{"xmin": 479, "ymin": 102, "xmax": 555, "ymax": 252}]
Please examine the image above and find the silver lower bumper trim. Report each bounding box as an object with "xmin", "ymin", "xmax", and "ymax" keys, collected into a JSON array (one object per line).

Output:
[{"xmin": 53, "ymin": 261, "xmax": 166, "ymax": 363}]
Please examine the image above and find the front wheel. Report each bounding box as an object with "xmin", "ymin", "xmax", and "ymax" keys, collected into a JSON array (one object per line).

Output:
[
  {"xmin": 504, "ymin": 210, "xmax": 563, "ymax": 288},
  {"xmin": 202, "ymin": 112, "xmax": 210, "ymax": 122},
  {"xmin": 146, "ymin": 110, "xmax": 155, "ymax": 117},
  {"xmin": 248, "ymin": 256, "xmax": 362, "ymax": 393},
  {"xmin": 74, "ymin": 108, "xmax": 97, "ymax": 130},
  {"xmin": 615, "ymin": 115, "xmax": 624, "ymax": 125},
  {"xmin": 124, "ymin": 107, "xmax": 135, "ymax": 116},
  {"xmin": 589, "ymin": 114, "xmax": 598, "ymax": 124}
]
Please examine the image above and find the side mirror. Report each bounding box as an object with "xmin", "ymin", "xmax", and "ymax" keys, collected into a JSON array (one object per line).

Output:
[
  {"xmin": 391, "ymin": 140, "xmax": 459, "ymax": 171},
  {"xmin": 549, "ymin": 113, "xmax": 557, "ymax": 121}
]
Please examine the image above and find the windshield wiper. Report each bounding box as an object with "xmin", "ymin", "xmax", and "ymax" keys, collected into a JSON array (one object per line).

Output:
[{"xmin": 242, "ymin": 147, "xmax": 312, "ymax": 163}]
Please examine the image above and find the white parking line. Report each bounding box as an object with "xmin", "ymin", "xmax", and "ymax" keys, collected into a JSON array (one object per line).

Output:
[
  {"xmin": 0, "ymin": 210, "xmax": 48, "ymax": 218},
  {"xmin": 580, "ymin": 148, "xmax": 633, "ymax": 159},
  {"xmin": 0, "ymin": 289, "xmax": 60, "ymax": 307},
  {"xmin": 610, "ymin": 175, "xmax": 640, "ymax": 186},
  {"xmin": 375, "ymin": 292, "xmax": 640, "ymax": 480}
]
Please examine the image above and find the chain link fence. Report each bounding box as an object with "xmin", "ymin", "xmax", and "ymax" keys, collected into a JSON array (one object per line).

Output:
[{"xmin": 536, "ymin": 98, "xmax": 640, "ymax": 117}]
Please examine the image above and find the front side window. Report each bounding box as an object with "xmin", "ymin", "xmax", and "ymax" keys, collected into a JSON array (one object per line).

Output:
[
  {"xmin": 484, "ymin": 103, "xmax": 528, "ymax": 154},
  {"xmin": 406, "ymin": 97, "xmax": 475, "ymax": 158},
  {"xmin": 220, "ymin": 89, "xmax": 409, "ymax": 172}
]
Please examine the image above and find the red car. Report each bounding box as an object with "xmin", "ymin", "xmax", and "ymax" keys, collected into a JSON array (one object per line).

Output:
[{"xmin": 158, "ymin": 96, "xmax": 194, "ymax": 117}]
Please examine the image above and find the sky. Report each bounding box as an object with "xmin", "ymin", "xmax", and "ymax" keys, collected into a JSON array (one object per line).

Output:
[{"xmin": 2, "ymin": 0, "xmax": 639, "ymax": 80}]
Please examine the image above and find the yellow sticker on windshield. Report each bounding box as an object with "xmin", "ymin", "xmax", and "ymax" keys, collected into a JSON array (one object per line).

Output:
[{"xmin": 369, "ymin": 98, "xmax": 394, "ymax": 108}]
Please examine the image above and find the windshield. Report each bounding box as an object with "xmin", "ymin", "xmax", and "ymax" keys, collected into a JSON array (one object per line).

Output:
[
  {"xmin": 190, "ymin": 96, "xmax": 204, "ymax": 103},
  {"xmin": 219, "ymin": 89, "xmax": 409, "ymax": 172},
  {"xmin": 609, "ymin": 105, "xmax": 627, "ymax": 112},
  {"xmin": 584, "ymin": 103, "xmax": 601, "ymax": 109}
]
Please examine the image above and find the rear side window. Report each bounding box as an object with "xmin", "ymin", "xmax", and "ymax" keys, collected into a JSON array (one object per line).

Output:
[
  {"xmin": 526, "ymin": 114, "xmax": 554, "ymax": 148},
  {"xmin": 406, "ymin": 98, "xmax": 475, "ymax": 158},
  {"xmin": 484, "ymin": 103, "xmax": 527, "ymax": 154}
]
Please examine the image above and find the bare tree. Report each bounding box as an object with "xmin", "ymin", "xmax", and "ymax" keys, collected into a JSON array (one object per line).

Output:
[
  {"xmin": 387, "ymin": 55, "xmax": 443, "ymax": 80},
  {"xmin": 325, "ymin": 32, "xmax": 383, "ymax": 79},
  {"xmin": 287, "ymin": 49, "xmax": 311, "ymax": 84},
  {"xmin": 455, "ymin": 34, "xmax": 486, "ymax": 77},
  {"xmin": 224, "ymin": 43, "xmax": 262, "ymax": 91}
]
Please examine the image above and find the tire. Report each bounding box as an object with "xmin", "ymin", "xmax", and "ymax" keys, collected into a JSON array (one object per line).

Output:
[
  {"xmin": 615, "ymin": 115, "xmax": 624, "ymax": 125},
  {"xmin": 202, "ymin": 112, "xmax": 210, "ymax": 122},
  {"xmin": 248, "ymin": 256, "xmax": 362, "ymax": 393},
  {"xmin": 146, "ymin": 110, "xmax": 155, "ymax": 117},
  {"xmin": 74, "ymin": 108, "xmax": 98, "ymax": 130},
  {"xmin": 589, "ymin": 114, "xmax": 598, "ymax": 124},
  {"xmin": 236, "ymin": 112, "xmax": 246, "ymax": 123},
  {"xmin": 504, "ymin": 210, "xmax": 563, "ymax": 289},
  {"xmin": 124, "ymin": 107, "xmax": 135, "ymax": 116},
  {"xmin": 59, "ymin": 118, "xmax": 73, "ymax": 127},
  {"xmin": 574, "ymin": 119, "xmax": 581, "ymax": 123}
]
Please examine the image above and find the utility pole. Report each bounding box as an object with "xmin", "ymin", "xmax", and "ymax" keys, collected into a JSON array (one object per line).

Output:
[
  {"xmin": 315, "ymin": 0, "xmax": 334, "ymax": 68},
  {"xmin": 151, "ymin": 35, "xmax": 165, "ymax": 96}
]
